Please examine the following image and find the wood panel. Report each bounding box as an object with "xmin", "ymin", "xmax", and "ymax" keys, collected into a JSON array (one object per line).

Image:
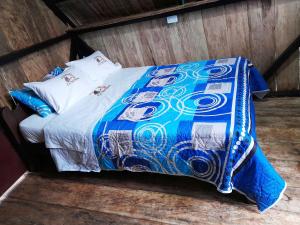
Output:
[
  {"xmin": 225, "ymin": 2, "xmax": 251, "ymax": 57},
  {"xmin": 247, "ymin": 0, "xmax": 277, "ymax": 90},
  {"xmin": 0, "ymin": 0, "xmax": 66, "ymax": 55},
  {"xmin": 274, "ymin": 0, "xmax": 300, "ymax": 91},
  {"xmin": 202, "ymin": 5, "xmax": 230, "ymax": 58},
  {"xmin": 165, "ymin": 10, "xmax": 209, "ymax": 62},
  {"xmin": 0, "ymin": 0, "xmax": 70, "ymax": 108},
  {"xmin": 82, "ymin": 10, "xmax": 211, "ymax": 66},
  {"xmin": 80, "ymin": 0, "xmax": 300, "ymax": 92},
  {"xmin": 0, "ymin": 61, "xmax": 28, "ymax": 107},
  {"xmin": 0, "ymin": 198, "xmax": 160, "ymax": 225}
]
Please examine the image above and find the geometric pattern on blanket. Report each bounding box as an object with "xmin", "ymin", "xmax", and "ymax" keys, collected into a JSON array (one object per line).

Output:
[{"xmin": 92, "ymin": 57, "xmax": 286, "ymax": 212}]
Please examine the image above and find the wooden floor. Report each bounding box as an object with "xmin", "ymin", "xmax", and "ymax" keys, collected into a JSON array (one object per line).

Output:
[{"xmin": 0, "ymin": 97, "xmax": 299, "ymax": 225}]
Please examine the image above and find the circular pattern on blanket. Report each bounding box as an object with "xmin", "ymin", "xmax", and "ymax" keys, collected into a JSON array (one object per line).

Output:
[
  {"xmin": 134, "ymin": 123, "xmax": 167, "ymax": 152},
  {"xmin": 158, "ymin": 86, "xmax": 187, "ymax": 99},
  {"xmin": 120, "ymin": 155, "xmax": 164, "ymax": 173},
  {"xmin": 167, "ymin": 141, "xmax": 221, "ymax": 182},
  {"xmin": 95, "ymin": 131, "xmax": 166, "ymax": 172},
  {"xmin": 177, "ymin": 64, "xmax": 232, "ymax": 81},
  {"xmin": 122, "ymin": 93, "xmax": 136, "ymax": 104},
  {"xmin": 203, "ymin": 65, "xmax": 232, "ymax": 79},
  {"xmin": 174, "ymin": 92, "xmax": 227, "ymax": 116},
  {"xmin": 188, "ymin": 156, "xmax": 216, "ymax": 178}
]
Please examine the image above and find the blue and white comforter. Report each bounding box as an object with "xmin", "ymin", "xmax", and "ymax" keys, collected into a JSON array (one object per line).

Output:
[{"xmin": 90, "ymin": 57, "xmax": 285, "ymax": 212}]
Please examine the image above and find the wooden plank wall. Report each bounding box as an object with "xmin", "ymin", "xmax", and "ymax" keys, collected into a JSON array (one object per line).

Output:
[
  {"xmin": 78, "ymin": 0, "xmax": 300, "ymax": 92},
  {"xmin": 0, "ymin": 0, "xmax": 70, "ymax": 107}
]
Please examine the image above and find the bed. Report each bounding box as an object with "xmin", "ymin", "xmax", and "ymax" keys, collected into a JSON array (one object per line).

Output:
[{"xmin": 1, "ymin": 55, "xmax": 286, "ymax": 213}]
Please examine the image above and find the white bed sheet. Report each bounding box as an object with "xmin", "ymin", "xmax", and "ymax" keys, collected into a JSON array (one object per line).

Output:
[
  {"xmin": 44, "ymin": 66, "xmax": 151, "ymax": 172},
  {"xmin": 19, "ymin": 114, "xmax": 57, "ymax": 143}
]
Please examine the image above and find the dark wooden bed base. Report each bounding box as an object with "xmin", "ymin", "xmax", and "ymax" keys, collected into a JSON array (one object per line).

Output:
[{"xmin": 0, "ymin": 104, "xmax": 56, "ymax": 172}]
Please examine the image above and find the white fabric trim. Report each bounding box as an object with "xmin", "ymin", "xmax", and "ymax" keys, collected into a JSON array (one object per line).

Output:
[
  {"xmin": 259, "ymin": 181, "xmax": 287, "ymax": 214},
  {"xmin": 218, "ymin": 57, "xmax": 241, "ymax": 191}
]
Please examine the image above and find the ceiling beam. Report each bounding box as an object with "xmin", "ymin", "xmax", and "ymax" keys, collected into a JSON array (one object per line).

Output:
[
  {"xmin": 67, "ymin": 0, "xmax": 244, "ymax": 35},
  {"xmin": 42, "ymin": 0, "xmax": 76, "ymax": 27},
  {"xmin": 0, "ymin": 34, "xmax": 70, "ymax": 66}
]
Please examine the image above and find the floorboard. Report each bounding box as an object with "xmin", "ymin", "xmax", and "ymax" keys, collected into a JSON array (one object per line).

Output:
[
  {"xmin": 0, "ymin": 198, "xmax": 162, "ymax": 225},
  {"xmin": 0, "ymin": 97, "xmax": 299, "ymax": 224}
]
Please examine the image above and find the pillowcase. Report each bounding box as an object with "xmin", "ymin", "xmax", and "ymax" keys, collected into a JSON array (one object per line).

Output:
[
  {"xmin": 42, "ymin": 66, "xmax": 64, "ymax": 81},
  {"xmin": 10, "ymin": 88, "xmax": 54, "ymax": 117},
  {"xmin": 24, "ymin": 67, "xmax": 95, "ymax": 114},
  {"xmin": 66, "ymin": 51, "xmax": 122, "ymax": 82}
]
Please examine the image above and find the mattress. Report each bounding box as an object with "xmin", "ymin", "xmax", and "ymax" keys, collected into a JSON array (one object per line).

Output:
[{"xmin": 19, "ymin": 113, "xmax": 57, "ymax": 143}]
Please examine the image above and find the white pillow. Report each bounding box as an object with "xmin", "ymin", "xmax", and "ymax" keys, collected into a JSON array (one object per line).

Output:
[
  {"xmin": 66, "ymin": 51, "xmax": 122, "ymax": 82},
  {"xmin": 24, "ymin": 67, "xmax": 94, "ymax": 114}
]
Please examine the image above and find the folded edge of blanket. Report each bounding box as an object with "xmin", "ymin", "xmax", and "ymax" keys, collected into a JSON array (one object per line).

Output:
[{"xmin": 232, "ymin": 144, "xmax": 287, "ymax": 213}]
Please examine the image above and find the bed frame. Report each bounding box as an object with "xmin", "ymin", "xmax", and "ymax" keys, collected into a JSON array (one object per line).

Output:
[{"xmin": 0, "ymin": 104, "xmax": 56, "ymax": 171}]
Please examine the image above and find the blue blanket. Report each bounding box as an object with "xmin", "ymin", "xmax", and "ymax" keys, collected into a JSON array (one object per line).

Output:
[{"xmin": 92, "ymin": 57, "xmax": 286, "ymax": 212}]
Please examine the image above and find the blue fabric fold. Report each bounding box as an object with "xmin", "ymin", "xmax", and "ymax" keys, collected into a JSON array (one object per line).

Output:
[
  {"xmin": 233, "ymin": 144, "xmax": 286, "ymax": 212},
  {"xmin": 249, "ymin": 66, "xmax": 270, "ymax": 99},
  {"xmin": 10, "ymin": 88, "xmax": 54, "ymax": 117}
]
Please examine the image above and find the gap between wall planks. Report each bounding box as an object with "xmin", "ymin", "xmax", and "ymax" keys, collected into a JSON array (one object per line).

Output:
[{"xmin": 77, "ymin": 0, "xmax": 300, "ymax": 92}]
